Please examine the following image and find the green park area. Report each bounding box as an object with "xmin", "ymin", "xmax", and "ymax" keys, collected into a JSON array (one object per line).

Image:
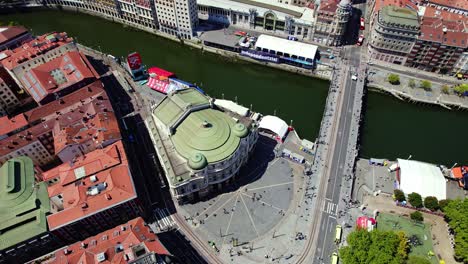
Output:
[{"xmin": 377, "ymin": 213, "xmax": 438, "ymax": 264}]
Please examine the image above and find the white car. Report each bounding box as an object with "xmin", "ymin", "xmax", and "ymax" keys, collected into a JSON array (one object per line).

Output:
[{"xmin": 351, "ymin": 74, "xmax": 358, "ymax": 81}]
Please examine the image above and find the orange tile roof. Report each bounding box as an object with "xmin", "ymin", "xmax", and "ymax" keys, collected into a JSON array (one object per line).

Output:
[
  {"xmin": 0, "ymin": 114, "xmax": 27, "ymax": 136},
  {"xmin": 423, "ymin": 6, "xmax": 468, "ymax": 22},
  {"xmin": 419, "ymin": 16, "xmax": 468, "ymax": 48},
  {"xmin": 53, "ymin": 111, "xmax": 121, "ymax": 154},
  {"xmin": 0, "ymin": 32, "xmax": 74, "ymax": 70},
  {"xmin": 0, "ymin": 81, "xmax": 112, "ymax": 157},
  {"xmin": 0, "ymin": 26, "xmax": 29, "ymax": 45},
  {"xmin": 22, "ymin": 50, "xmax": 99, "ymax": 103},
  {"xmin": 45, "ymin": 217, "xmax": 170, "ymax": 264},
  {"xmin": 318, "ymin": 0, "xmax": 338, "ymax": 13},
  {"xmin": 25, "ymin": 80, "xmax": 107, "ymax": 123},
  {"xmin": 428, "ymin": 0, "xmax": 468, "ymax": 11},
  {"xmin": 43, "ymin": 141, "xmax": 137, "ymax": 231}
]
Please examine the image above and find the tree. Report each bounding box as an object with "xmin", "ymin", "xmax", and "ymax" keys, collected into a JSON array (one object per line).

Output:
[
  {"xmin": 441, "ymin": 85, "xmax": 450, "ymax": 94},
  {"xmin": 423, "ymin": 196, "xmax": 439, "ymax": 211},
  {"xmin": 453, "ymin": 83, "xmax": 468, "ymax": 96},
  {"xmin": 340, "ymin": 229, "xmax": 408, "ymax": 264},
  {"xmin": 407, "ymin": 256, "xmax": 431, "ymax": 264},
  {"xmin": 419, "ymin": 80, "xmax": 432, "ymax": 91},
  {"xmin": 438, "ymin": 199, "xmax": 451, "ymax": 211},
  {"xmin": 388, "ymin": 74, "xmax": 400, "ymax": 85},
  {"xmin": 407, "ymin": 192, "xmax": 423, "ymax": 208},
  {"xmin": 394, "ymin": 189, "xmax": 406, "ymax": 202},
  {"xmin": 444, "ymin": 199, "xmax": 468, "ymax": 263},
  {"xmin": 408, "ymin": 79, "xmax": 416, "ymax": 89},
  {"xmin": 410, "ymin": 211, "xmax": 423, "ymax": 222}
]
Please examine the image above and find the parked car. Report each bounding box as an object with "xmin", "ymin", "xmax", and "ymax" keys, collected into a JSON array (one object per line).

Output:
[
  {"xmin": 357, "ymin": 34, "xmax": 364, "ymax": 46},
  {"xmin": 360, "ymin": 17, "xmax": 365, "ymax": 30}
]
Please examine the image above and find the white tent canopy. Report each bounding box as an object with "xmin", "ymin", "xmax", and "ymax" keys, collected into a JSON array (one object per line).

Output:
[
  {"xmin": 259, "ymin": 115, "xmax": 288, "ymax": 139},
  {"xmin": 255, "ymin": 34, "xmax": 318, "ymax": 61},
  {"xmin": 397, "ymin": 159, "xmax": 446, "ymax": 200},
  {"xmin": 214, "ymin": 99, "xmax": 249, "ymax": 117}
]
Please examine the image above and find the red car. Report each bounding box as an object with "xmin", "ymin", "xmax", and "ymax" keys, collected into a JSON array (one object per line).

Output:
[
  {"xmin": 235, "ymin": 31, "xmax": 247, "ymax": 37},
  {"xmin": 357, "ymin": 35, "xmax": 364, "ymax": 46},
  {"xmin": 360, "ymin": 17, "xmax": 365, "ymax": 30}
]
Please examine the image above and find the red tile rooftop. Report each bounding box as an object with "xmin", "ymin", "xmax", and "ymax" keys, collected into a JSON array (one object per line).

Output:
[
  {"xmin": 318, "ymin": 0, "xmax": 338, "ymax": 13},
  {"xmin": 0, "ymin": 82, "xmax": 114, "ymax": 158},
  {"xmin": 0, "ymin": 114, "xmax": 28, "ymax": 136},
  {"xmin": 0, "ymin": 32, "xmax": 74, "ymax": 70},
  {"xmin": 373, "ymin": 0, "xmax": 419, "ymax": 14},
  {"xmin": 422, "ymin": 6, "xmax": 468, "ymax": 23},
  {"xmin": 43, "ymin": 141, "xmax": 137, "ymax": 231},
  {"xmin": 22, "ymin": 50, "xmax": 99, "ymax": 103},
  {"xmin": 44, "ymin": 217, "xmax": 170, "ymax": 264},
  {"xmin": 0, "ymin": 26, "xmax": 29, "ymax": 44},
  {"xmin": 428, "ymin": 0, "xmax": 468, "ymax": 10},
  {"xmin": 135, "ymin": 0, "xmax": 151, "ymax": 8},
  {"xmin": 420, "ymin": 17, "xmax": 468, "ymax": 48},
  {"xmin": 53, "ymin": 111, "xmax": 121, "ymax": 154},
  {"xmin": 0, "ymin": 81, "xmax": 107, "ymax": 138}
]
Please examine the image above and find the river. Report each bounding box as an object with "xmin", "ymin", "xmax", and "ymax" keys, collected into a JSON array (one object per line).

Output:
[{"xmin": 1, "ymin": 9, "xmax": 467, "ymax": 166}]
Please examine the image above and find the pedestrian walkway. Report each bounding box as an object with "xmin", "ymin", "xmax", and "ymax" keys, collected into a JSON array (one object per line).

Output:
[{"xmin": 152, "ymin": 208, "xmax": 176, "ymax": 233}]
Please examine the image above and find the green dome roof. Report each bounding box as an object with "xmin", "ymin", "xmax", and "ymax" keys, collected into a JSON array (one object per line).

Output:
[
  {"xmin": 232, "ymin": 123, "xmax": 248, "ymax": 138},
  {"xmin": 188, "ymin": 153, "xmax": 207, "ymax": 170}
]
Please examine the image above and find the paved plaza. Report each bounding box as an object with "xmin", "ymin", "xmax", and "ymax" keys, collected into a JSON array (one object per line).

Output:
[{"xmin": 178, "ymin": 135, "xmax": 318, "ymax": 263}]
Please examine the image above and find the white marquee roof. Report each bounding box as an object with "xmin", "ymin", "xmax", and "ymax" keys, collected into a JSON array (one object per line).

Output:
[
  {"xmin": 397, "ymin": 159, "xmax": 446, "ymax": 200},
  {"xmin": 214, "ymin": 99, "xmax": 249, "ymax": 117},
  {"xmin": 259, "ymin": 115, "xmax": 288, "ymax": 139},
  {"xmin": 255, "ymin": 34, "xmax": 318, "ymax": 60}
]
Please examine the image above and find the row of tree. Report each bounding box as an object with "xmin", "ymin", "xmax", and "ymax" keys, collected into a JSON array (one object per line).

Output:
[
  {"xmin": 394, "ymin": 189, "xmax": 445, "ymax": 211},
  {"xmin": 339, "ymin": 229, "xmax": 432, "ymax": 264},
  {"xmin": 387, "ymin": 74, "xmax": 432, "ymax": 91},
  {"xmin": 443, "ymin": 199, "xmax": 468, "ymax": 263}
]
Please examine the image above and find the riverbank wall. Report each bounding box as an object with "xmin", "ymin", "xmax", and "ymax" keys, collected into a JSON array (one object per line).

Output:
[
  {"xmin": 367, "ymin": 84, "xmax": 468, "ymax": 111},
  {"xmin": 14, "ymin": 4, "xmax": 332, "ymax": 81}
]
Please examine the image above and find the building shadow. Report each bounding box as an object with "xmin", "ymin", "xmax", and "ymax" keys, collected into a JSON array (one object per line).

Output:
[
  {"xmin": 343, "ymin": 7, "xmax": 363, "ymax": 46},
  {"xmin": 157, "ymin": 230, "xmax": 208, "ymax": 264}
]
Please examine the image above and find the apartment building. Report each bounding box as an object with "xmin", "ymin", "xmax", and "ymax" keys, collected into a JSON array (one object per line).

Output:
[
  {"xmin": 311, "ymin": 0, "xmax": 352, "ymax": 46},
  {"xmin": 422, "ymin": 0, "xmax": 468, "ymax": 16},
  {"xmin": 368, "ymin": 5, "xmax": 420, "ymax": 64},
  {"xmin": 19, "ymin": 50, "xmax": 99, "ymax": 105},
  {"xmin": 0, "ymin": 81, "xmax": 119, "ymax": 168},
  {"xmin": 155, "ymin": 0, "xmax": 199, "ymax": 39},
  {"xmin": 0, "ymin": 26, "xmax": 32, "ymax": 51},
  {"xmin": 32, "ymin": 217, "xmax": 175, "ymax": 264},
  {"xmin": 42, "ymin": 140, "xmax": 142, "ymax": 243},
  {"xmin": 0, "ymin": 157, "xmax": 61, "ymax": 264},
  {"xmin": 0, "ymin": 66, "xmax": 23, "ymax": 116},
  {"xmin": 453, "ymin": 51, "xmax": 468, "ymax": 76},
  {"xmin": 117, "ymin": 0, "xmax": 158, "ymax": 29},
  {"xmin": 0, "ymin": 32, "xmax": 78, "ymax": 106}
]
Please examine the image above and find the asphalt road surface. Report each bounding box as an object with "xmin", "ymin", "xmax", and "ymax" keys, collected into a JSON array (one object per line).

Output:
[{"xmin": 313, "ymin": 45, "xmax": 362, "ymax": 263}]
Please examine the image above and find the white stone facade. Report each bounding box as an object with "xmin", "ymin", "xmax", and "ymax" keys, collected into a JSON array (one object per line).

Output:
[{"xmin": 154, "ymin": 0, "xmax": 199, "ymax": 39}]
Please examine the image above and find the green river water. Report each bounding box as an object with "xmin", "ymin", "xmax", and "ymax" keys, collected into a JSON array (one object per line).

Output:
[{"xmin": 1, "ymin": 10, "xmax": 467, "ymax": 166}]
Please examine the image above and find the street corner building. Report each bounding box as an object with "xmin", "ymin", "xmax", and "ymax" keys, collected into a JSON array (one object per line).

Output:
[
  {"xmin": 30, "ymin": 217, "xmax": 177, "ymax": 264},
  {"xmin": 41, "ymin": 140, "xmax": 143, "ymax": 243},
  {"xmin": 149, "ymin": 88, "xmax": 258, "ymax": 203},
  {"xmin": 0, "ymin": 156, "xmax": 61, "ymax": 264}
]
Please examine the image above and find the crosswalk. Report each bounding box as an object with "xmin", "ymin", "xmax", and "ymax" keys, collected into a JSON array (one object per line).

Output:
[
  {"xmin": 321, "ymin": 200, "xmax": 338, "ymax": 217},
  {"xmin": 153, "ymin": 208, "xmax": 176, "ymax": 232}
]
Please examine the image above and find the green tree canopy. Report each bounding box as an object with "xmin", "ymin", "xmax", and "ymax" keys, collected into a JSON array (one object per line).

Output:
[
  {"xmin": 444, "ymin": 199, "xmax": 468, "ymax": 263},
  {"xmin": 408, "ymin": 192, "xmax": 423, "ymax": 208},
  {"xmin": 410, "ymin": 211, "xmax": 423, "ymax": 222},
  {"xmin": 407, "ymin": 255, "xmax": 431, "ymax": 264},
  {"xmin": 453, "ymin": 83, "xmax": 468, "ymax": 96},
  {"xmin": 438, "ymin": 199, "xmax": 451, "ymax": 212},
  {"xmin": 423, "ymin": 196, "xmax": 439, "ymax": 211},
  {"xmin": 339, "ymin": 229, "xmax": 408, "ymax": 264},
  {"xmin": 388, "ymin": 74, "xmax": 400, "ymax": 85},
  {"xmin": 441, "ymin": 85, "xmax": 450, "ymax": 94},
  {"xmin": 394, "ymin": 189, "xmax": 406, "ymax": 202},
  {"xmin": 419, "ymin": 80, "xmax": 432, "ymax": 91},
  {"xmin": 408, "ymin": 79, "xmax": 416, "ymax": 89}
]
